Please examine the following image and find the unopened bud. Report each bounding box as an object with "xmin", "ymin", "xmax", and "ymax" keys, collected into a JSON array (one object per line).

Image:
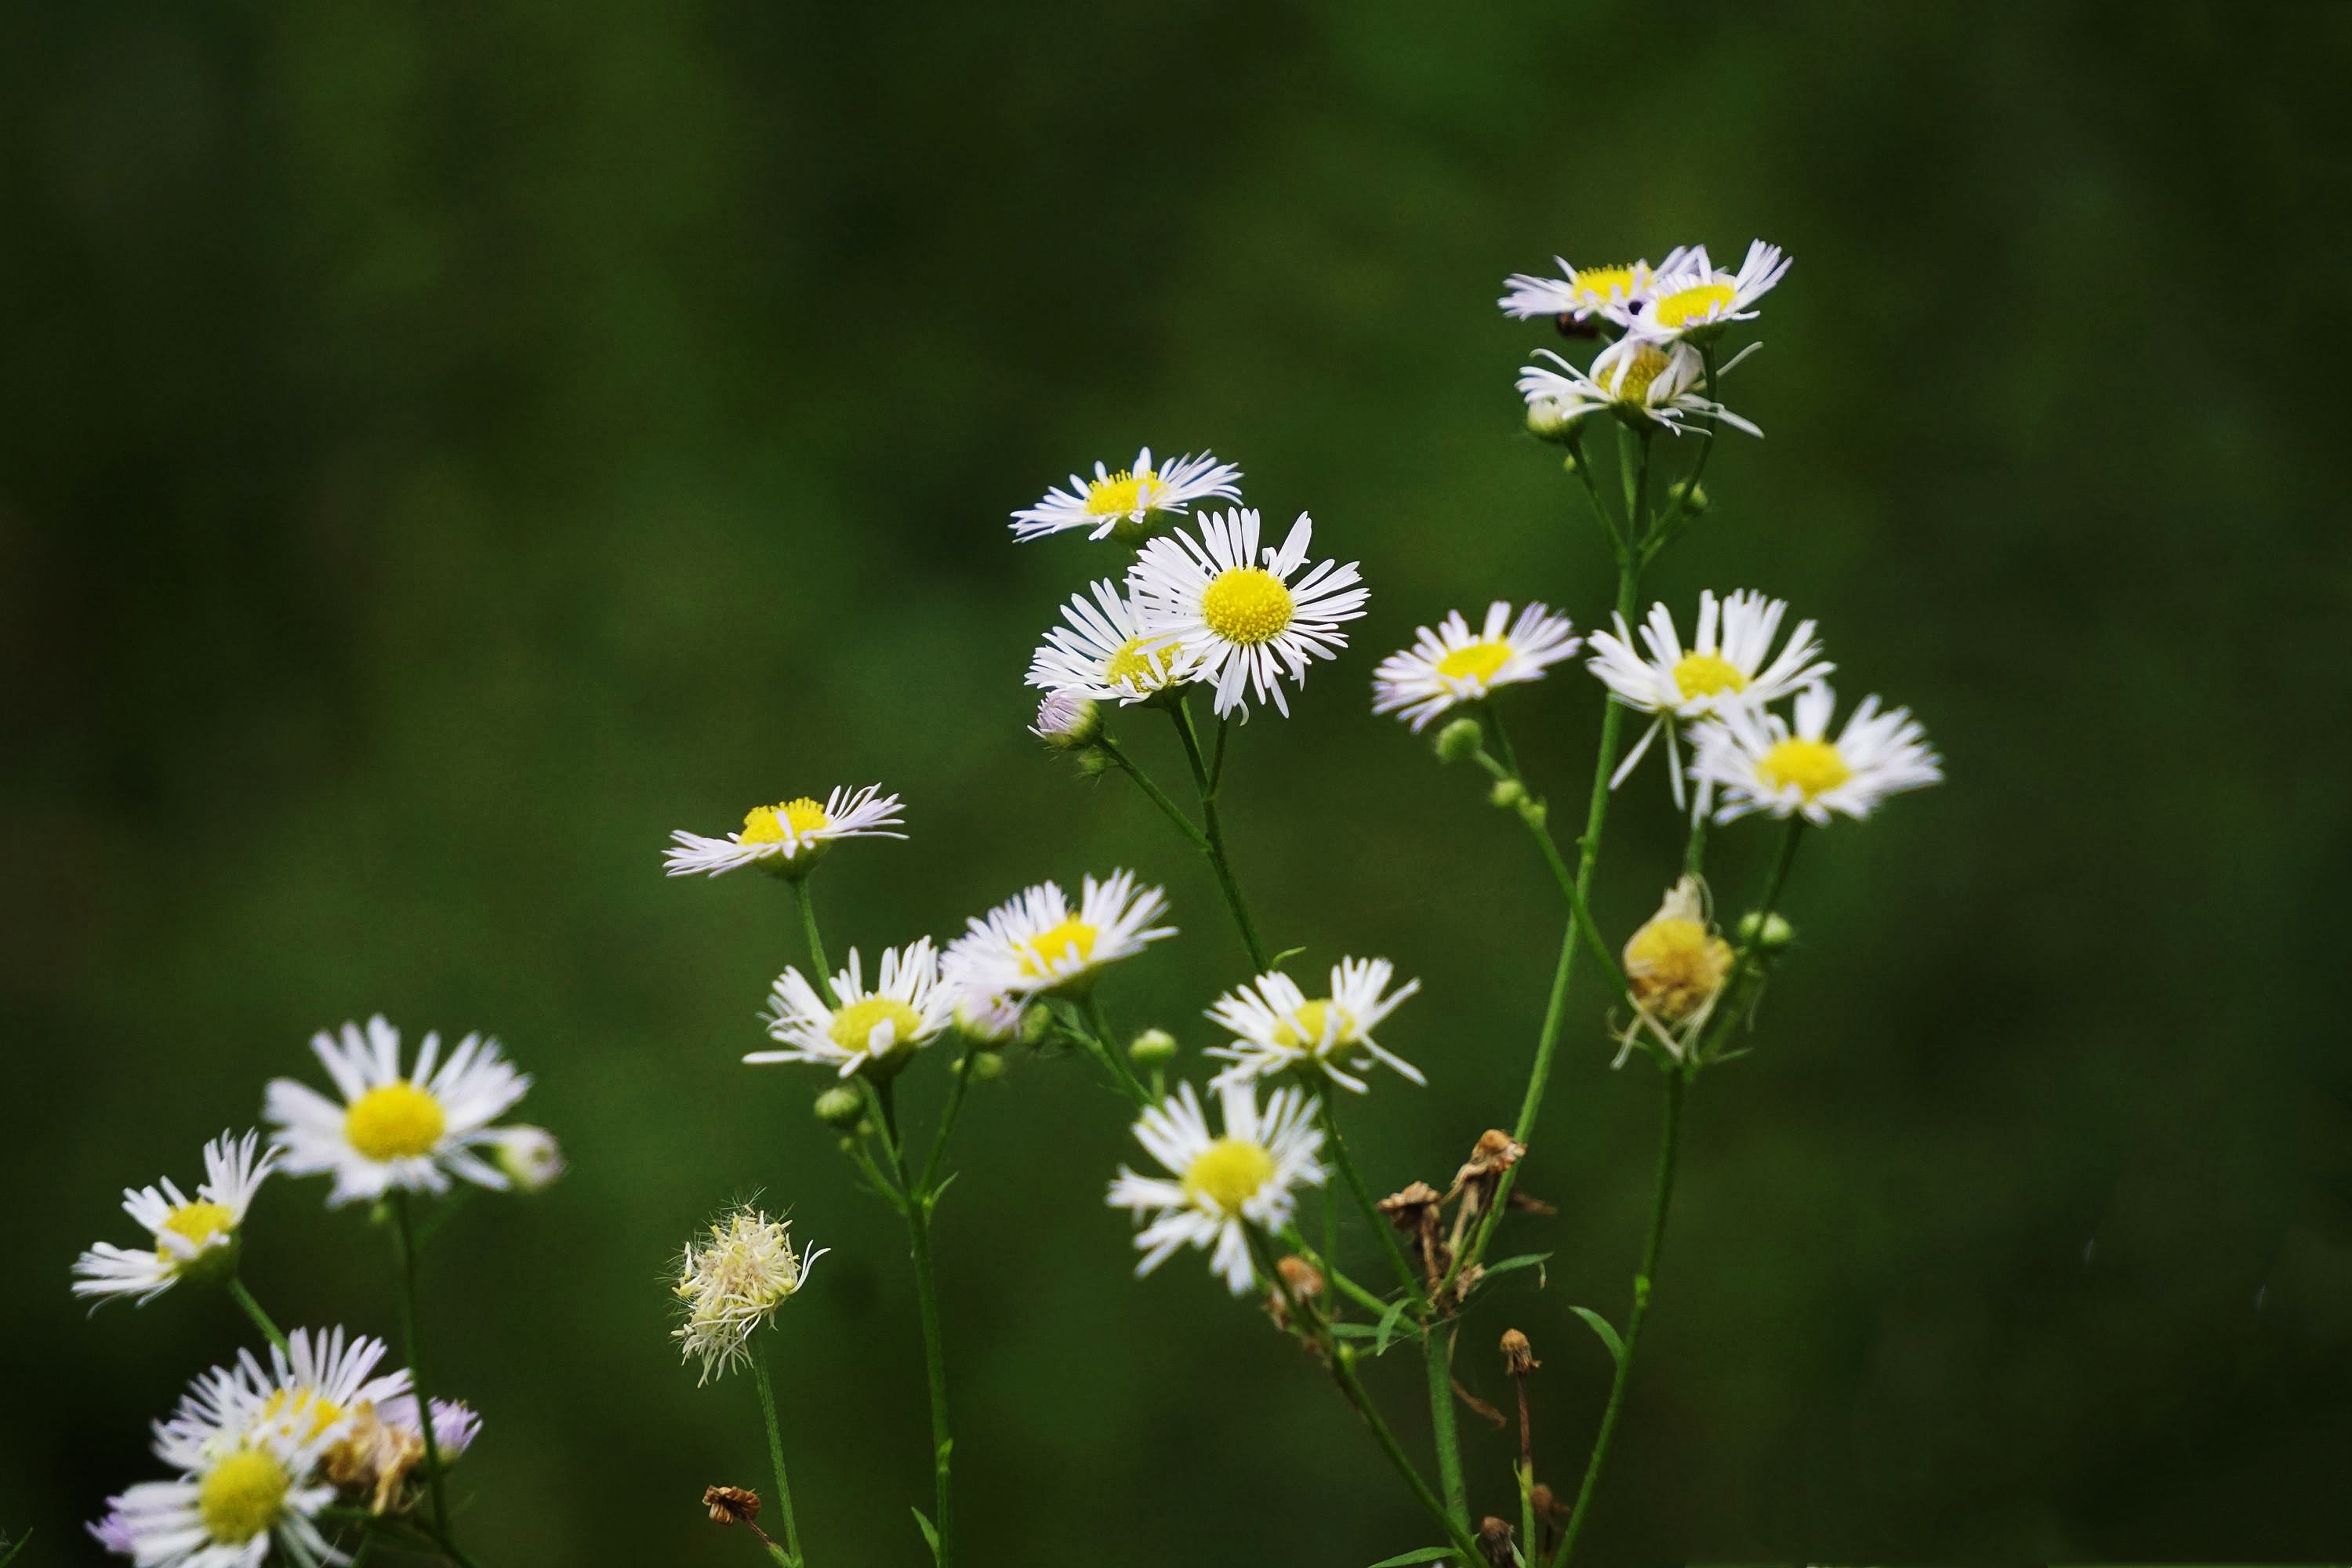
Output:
[
  {"xmin": 1489, "ymin": 777, "xmax": 1526, "ymax": 809},
  {"xmin": 1526, "ymin": 398, "xmax": 1583, "ymax": 445},
  {"xmin": 960, "ymin": 1049, "xmax": 1005, "ymax": 1081},
  {"xmin": 1737, "ymin": 909, "xmax": 1794, "ymax": 950},
  {"xmin": 813, "ymin": 1086, "xmax": 865, "ymax": 1131},
  {"xmin": 1018, "ymin": 1001, "xmax": 1053, "ymax": 1047},
  {"xmin": 1669, "ymin": 478, "xmax": 1710, "ymax": 515},
  {"xmin": 1477, "ymin": 1516, "xmax": 1516, "ymax": 1567},
  {"xmin": 703, "ymin": 1485, "xmax": 761, "ymax": 1526},
  {"xmin": 1435, "ymin": 717, "xmax": 1485, "ymax": 764},
  {"xmin": 954, "ymin": 990, "xmax": 1023, "ymax": 1045},
  {"xmin": 1127, "ymin": 1028, "xmax": 1178, "ymax": 1066},
  {"xmin": 1519, "ymin": 796, "xmax": 1548, "ymax": 829},
  {"xmin": 1073, "ymin": 748, "xmax": 1112, "ymax": 778},
  {"xmin": 492, "ymin": 1126, "xmax": 566, "ymax": 1192},
  {"xmin": 1032, "ymin": 691, "xmax": 1101, "ymax": 750},
  {"xmin": 1500, "ymin": 1328, "xmax": 1539, "ymax": 1376}
]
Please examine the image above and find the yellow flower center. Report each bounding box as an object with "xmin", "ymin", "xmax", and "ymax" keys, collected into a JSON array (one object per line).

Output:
[
  {"xmin": 1019, "ymin": 917, "xmax": 1098, "ymax": 977},
  {"xmin": 344, "ymin": 1082, "xmax": 447, "ymax": 1162},
  {"xmin": 198, "ymin": 1448, "xmax": 289, "ymax": 1545},
  {"xmin": 1603, "ymin": 343, "xmax": 1671, "ymax": 404},
  {"xmin": 258, "ymin": 1388, "xmax": 347, "ymax": 1440},
  {"xmin": 1104, "ymin": 635, "xmax": 1178, "ymax": 688},
  {"xmin": 828, "ymin": 996, "xmax": 925, "ymax": 1054},
  {"xmin": 1760, "ymin": 738, "xmax": 1851, "ymax": 799},
  {"xmin": 740, "ymin": 798, "xmax": 830, "ymax": 844},
  {"xmin": 1567, "ymin": 264, "xmax": 1639, "ymax": 307},
  {"xmin": 1183, "ymin": 1137, "xmax": 1276, "ymax": 1215},
  {"xmin": 1671, "ymin": 652, "xmax": 1748, "ymax": 700},
  {"xmin": 1624, "ymin": 916, "xmax": 1733, "ymax": 1023},
  {"xmin": 1650, "ymin": 281, "xmax": 1737, "ymax": 330},
  {"xmin": 1200, "ymin": 568, "xmax": 1294, "ymax": 646},
  {"xmin": 1272, "ymin": 998, "xmax": 1356, "ymax": 1052},
  {"xmin": 157, "ymin": 1201, "xmax": 235, "ymax": 1261},
  {"xmin": 1435, "ymin": 640, "xmax": 1512, "ymax": 684},
  {"xmin": 1084, "ymin": 467, "xmax": 1165, "ymax": 517}
]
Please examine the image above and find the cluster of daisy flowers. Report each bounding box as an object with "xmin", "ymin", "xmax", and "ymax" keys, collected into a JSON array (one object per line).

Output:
[{"xmin": 71, "ymin": 1017, "xmax": 559, "ymax": 1563}]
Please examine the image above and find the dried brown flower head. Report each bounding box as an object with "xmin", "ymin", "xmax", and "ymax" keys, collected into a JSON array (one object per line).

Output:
[
  {"xmin": 1501, "ymin": 1327, "xmax": 1539, "ymax": 1376},
  {"xmin": 703, "ymin": 1485, "xmax": 762, "ymax": 1526}
]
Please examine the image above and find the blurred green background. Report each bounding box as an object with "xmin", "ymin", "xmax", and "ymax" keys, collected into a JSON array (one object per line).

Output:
[{"xmin": 7, "ymin": 2, "xmax": 2351, "ymax": 1563}]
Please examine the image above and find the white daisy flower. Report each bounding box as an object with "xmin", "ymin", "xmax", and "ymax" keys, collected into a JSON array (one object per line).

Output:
[
  {"xmin": 1010, "ymin": 446, "xmax": 1243, "ymax": 543},
  {"xmin": 180, "ymin": 1327, "xmax": 412, "ymax": 1460},
  {"xmin": 1127, "ymin": 509, "xmax": 1368, "ymax": 718},
  {"xmin": 72, "ymin": 1132, "xmax": 278, "ymax": 1306},
  {"xmin": 89, "ymin": 1500, "xmax": 137, "ymax": 1556},
  {"xmin": 1517, "ymin": 338, "xmax": 1761, "ymax": 440},
  {"xmin": 1370, "ymin": 601, "xmax": 1581, "ymax": 731},
  {"xmin": 1586, "ymin": 590, "xmax": 1832, "ymax": 805},
  {"xmin": 942, "ymin": 870, "xmax": 1174, "ymax": 1000},
  {"xmin": 1025, "ymin": 579, "xmax": 1196, "ymax": 705},
  {"xmin": 673, "ymin": 1207, "xmax": 826, "ymax": 1385},
  {"xmin": 663, "ymin": 783, "xmax": 906, "ymax": 880},
  {"xmin": 746, "ymin": 938, "xmax": 956, "ymax": 1078},
  {"xmin": 1613, "ymin": 239, "xmax": 1791, "ymax": 343},
  {"xmin": 1106, "ymin": 1080, "xmax": 1327, "ymax": 1294},
  {"xmin": 1498, "ymin": 257, "xmax": 1659, "ymax": 323},
  {"xmin": 1690, "ymin": 682, "xmax": 1943, "ymax": 826},
  {"xmin": 265, "ymin": 1016, "xmax": 531, "ymax": 1207},
  {"xmin": 1205, "ymin": 957, "xmax": 1424, "ymax": 1094}
]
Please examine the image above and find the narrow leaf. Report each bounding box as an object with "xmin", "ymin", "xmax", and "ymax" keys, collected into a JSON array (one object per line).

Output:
[
  {"xmin": 910, "ymin": 1508, "xmax": 940, "ymax": 1561},
  {"xmin": 1374, "ymin": 1297, "xmax": 1412, "ymax": 1356},
  {"xmin": 0, "ymin": 1531, "xmax": 31, "ymax": 1568},
  {"xmin": 1482, "ymin": 1251, "xmax": 1553, "ymax": 1278},
  {"xmin": 1364, "ymin": 1548, "xmax": 1457, "ymax": 1567},
  {"xmin": 1571, "ymin": 1305, "xmax": 1627, "ymax": 1370}
]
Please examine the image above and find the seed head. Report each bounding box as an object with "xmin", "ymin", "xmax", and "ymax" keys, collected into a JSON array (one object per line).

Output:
[{"xmin": 673, "ymin": 1207, "xmax": 825, "ymax": 1384}]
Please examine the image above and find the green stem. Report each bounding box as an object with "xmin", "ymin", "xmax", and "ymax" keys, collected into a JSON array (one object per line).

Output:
[
  {"xmin": 1552, "ymin": 1073, "xmax": 1686, "ymax": 1568},
  {"xmin": 918, "ymin": 1043, "xmax": 982, "ymax": 1194},
  {"xmin": 389, "ymin": 1192, "xmax": 457, "ymax": 1550},
  {"xmin": 789, "ymin": 879, "xmax": 836, "ymax": 1005},
  {"xmin": 749, "ymin": 1341, "xmax": 805, "ymax": 1568},
  {"xmin": 1171, "ymin": 699, "xmax": 1270, "ymax": 971},
  {"xmin": 1688, "ymin": 818, "xmax": 1806, "ymax": 1066},
  {"xmin": 1097, "ymin": 736, "xmax": 1211, "ymax": 852},
  {"xmin": 1078, "ymin": 993, "xmax": 1151, "ymax": 1106},
  {"xmin": 1425, "ymin": 1321, "xmax": 1468, "ymax": 1530},
  {"xmin": 877, "ymin": 1082, "xmax": 955, "ymax": 1568},
  {"xmin": 1641, "ymin": 343, "xmax": 1726, "ymax": 566},
  {"xmin": 1682, "ymin": 805, "xmax": 1710, "ymax": 878},
  {"xmin": 1321, "ymin": 1105, "xmax": 1425, "ymax": 1308},
  {"xmin": 225, "ymin": 1276, "xmax": 290, "ymax": 1357}
]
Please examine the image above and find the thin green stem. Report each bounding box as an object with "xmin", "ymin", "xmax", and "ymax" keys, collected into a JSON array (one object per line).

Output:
[
  {"xmin": 1171, "ymin": 699, "xmax": 1270, "ymax": 971},
  {"xmin": 1322, "ymin": 1105, "xmax": 1425, "ymax": 1308},
  {"xmin": 225, "ymin": 1276, "xmax": 289, "ymax": 1357},
  {"xmin": 1641, "ymin": 343, "xmax": 1726, "ymax": 566},
  {"xmin": 789, "ymin": 879, "xmax": 836, "ymax": 1005},
  {"xmin": 917, "ymin": 1043, "xmax": 982, "ymax": 1194},
  {"xmin": 389, "ymin": 1192, "xmax": 457, "ymax": 1550},
  {"xmin": 750, "ymin": 1341, "xmax": 805, "ymax": 1568},
  {"xmin": 1689, "ymin": 818, "xmax": 1806, "ymax": 1066},
  {"xmin": 1425, "ymin": 1321, "xmax": 1468, "ymax": 1530},
  {"xmin": 1552, "ymin": 1073, "xmax": 1686, "ymax": 1568},
  {"xmin": 1682, "ymin": 806, "xmax": 1710, "ymax": 878},
  {"xmin": 1278, "ymin": 1229, "xmax": 1397, "ymax": 1320},
  {"xmin": 1077, "ymin": 993, "xmax": 1151, "ymax": 1106},
  {"xmin": 876, "ymin": 1081, "xmax": 955, "ymax": 1568},
  {"xmin": 1097, "ymin": 735, "xmax": 1211, "ymax": 852}
]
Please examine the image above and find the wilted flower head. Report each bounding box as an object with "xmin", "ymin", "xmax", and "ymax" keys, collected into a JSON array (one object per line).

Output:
[
  {"xmin": 674, "ymin": 1207, "xmax": 826, "ymax": 1384},
  {"xmin": 1624, "ymin": 877, "xmax": 1735, "ymax": 1029}
]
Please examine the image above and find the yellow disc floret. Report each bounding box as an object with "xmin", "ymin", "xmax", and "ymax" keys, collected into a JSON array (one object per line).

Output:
[
  {"xmin": 198, "ymin": 1448, "xmax": 289, "ymax": 1545},
  {"xmin": 1104, "ymin": 635, "xmax": 1179, "ymax": 689},
  {"xmin": 1650, "ymin": 281, "xmax": 1737, "ymax": 331},
  {"xmin": 1272, "ymin": 999, "xmax": 1356, "ymax": 1052},
  {"xmin": 1200, "ymin": 568, "xmax": 1295, "ymax": 646},
  {"xmin": 740, "ymin": 798, "xmax": 830, "ymax": 845},
  {"xmin": 1085, "ymin": 468, "xmax": 1165, "ymax": 517},
  {"xmin": 1436, "ymin": 641, "xmax": 1512, "ymax": 685},
  {"xmin": 345, "ymin": 1082, "xmax": 447, "ymax": 1163},
  {"xmin": 1671, "ymin": 652, "xmax": 1748, "ymax": 701},
  {"xmin": 1602, "ymin": 344, "xmax": 1671, "ymax": 405},
  {"xmin": 1184, "ymin": 1137, "xmax": 1276, "ymax": 1216},
  {"xmin": 1759, "ymin": 739, "xmax": 1851, "ymax": 799},
  {"xmin": 158, "ymin": 1201, "xmax": 235, "ymax": 1260},
  {"xmin": 258, "ymin": 1388, "xmax": 346, "ymax": 1440},
  {"xmin": 1624, "ymin": 916, "xmax": 1734, "ymax": 1024},
  {"xmin": 1020, "ymin": 918, "xmax": 1098, "ymax": 977},
  {"xmin": 1566, "ymin": 264, "xmax": 1639, "ymax": 307},
  {"xmin": 828, "ymin": 996, "xmax": 924, "ymax": 1055}
]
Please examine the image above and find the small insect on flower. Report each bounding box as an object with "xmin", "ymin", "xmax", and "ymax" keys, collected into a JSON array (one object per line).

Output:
[
  {"xmin": 1205, "ymin": 958, "xmax": 1424, "ymax": 1094},
  {"xmin": 1011, "ymin": 446, "xmax": 1243, "ymax": 543},
  {"xmin": 266, "ymin": 1015, "xmax": 532, "ymax": 1207},
  {"xmin": 943, "ymin": 870, "xmax": 1174, "ymax": 1000},
  {"xmin": 1107, "ymin": 1080, "xmax": 1327, "ymax": 1294},
  {"xmin": 1497, "ymin": 256, "xmax": 1661, "ymax": 325},
  {"xmin": 1610, "ymin": 240, "xmax": 1791, "ymax": 345},
  {"xmin": 750, "ymin": 938, "xmax": 956, "ymax": 1079},
  {"xmin": 1127, "ymin": 508, "xmax": 1368, "ymax": 719},
  {"xmin": 1026, "ymin": 579, "xmax": 1195, "ymax": 706},
  {"xmin": 663, "ymin": 783, "xmax": 906, "ymax": 880},
  {"xmin": 1517, "ymin": 337, "xmax": 1761, "ymax": 441},
  {"xmin": 72, "ymin": 1131, "xmax": 276, "ymax": 1306},
  {"xmin": 1690, "ymin": 681, "xmax": 1943, "ymax": 826},
  {"xmin": 1585, "ymin": 590, "xmax": 1831, "ymax": 807},
  {"xmin": 674, "ymin": 1207, "xmax": 826, "ymax": 1385},
  {"xmin": 1372, "ymin": 601, "xmax": 1581, "ymax": 731}
]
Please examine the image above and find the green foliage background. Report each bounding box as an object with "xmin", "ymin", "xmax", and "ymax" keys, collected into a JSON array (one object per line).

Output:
[{"xmin": 6, "ymin": 3, "xmax": 2351, "ymax": 1562}]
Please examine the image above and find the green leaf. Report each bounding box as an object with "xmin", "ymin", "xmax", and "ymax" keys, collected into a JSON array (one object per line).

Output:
[
  {"xmin": 1, "ymin": 1530, "xmax": 31, "ymax": 1568},
  {"xmin": 1571, "ymin": 1305, "xmax": 1627, "ymax": 1370},
  {"xmin": 1482, "ymin": 1250, "xmax": 1552, "ymax": 1280},
  {"xmin": 1364, "ymin": 1548, "xmax": 1457, "ymax": 1567},
  {"xmin": 1270, "ymin": 946, "xmax": 1308, "ymax": 969},
  {"xmin": 1374, "ymin": 1296, "xmax": 1413, "ymax": 1356},
  {"xmin": 910, "ymin": 1508, "xmax": 940, "ymax": 1562}
]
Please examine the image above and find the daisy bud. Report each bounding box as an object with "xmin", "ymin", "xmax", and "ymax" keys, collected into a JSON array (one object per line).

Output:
[
  {"xmin": 1031, "ymin": 691, "xmax": 1101, "ymax": 750},
  {"xmin": 953, "ymin": 990, "xmax": 1025, "ymax": 1045},
  {"xmin": 1668, "ymin": 477, "xmax": 1710, "ymax": 515},
  {"xmin": 1526, "ymin": 397, "xmax": 1584, "ymax": 444},
  {"xmin": 1127, "ymin": 1028, "xmax": 1178, "ymax": 1066},
  {"xmin": 1737, "ymin": 909, "xmax": 1794, "ymax": 951},
  {"xmin": 1074, "ymin": 749, "xmax": 1113, "ymax": 778},
  {"xmin": 813, "ymin": 1086, "xmax": 866, "ymax": 1130},
  {"xmin": 1624, "ymin": 877, "xmax": 1734, "ymax": 1025},
  {"xmin": 1435, "ymin": 717, "xmax": 1485, "ymax": 764},
  {"xmin": 1490, "ymin": 777, "xmax": 1526, "ymax": 809},
  {"xmin": 957, "ymin": 1049, "xmax": 1006, "ymax": 1081},
  {"xmin": 1018, "ymin": 1002, "xmax": 1054, "ymax": 1047},
  {"xmin": 492, "ymin": 1126, "xmax": 565, "ymax": 1192}
]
